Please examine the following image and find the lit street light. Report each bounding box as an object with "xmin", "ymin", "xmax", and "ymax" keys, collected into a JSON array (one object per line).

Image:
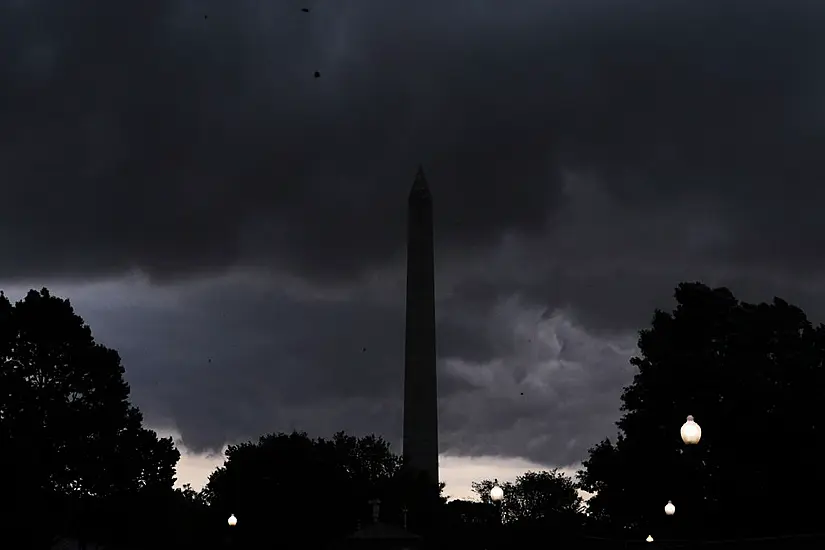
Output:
[
  {"xmin": 680, "ymin": 416, "xmax": 702, "ymax": 546},
  {"xmin": 489, "ymin": 481, "xmax": 504, "ymax": 535},
  {"xmin": 646, "ymin": 535, "xmax": 654, "ymax": 542},
  {"xmin": 680, "ymin": 415, "xmax": 702, "ymax": 445},
  {"xmin": 664, "ymin": 500, "xmax": 675, "ymax": 516},
  {"xmin": 225, "ymin": 514, "xmax": 238, "ymax": 550}
]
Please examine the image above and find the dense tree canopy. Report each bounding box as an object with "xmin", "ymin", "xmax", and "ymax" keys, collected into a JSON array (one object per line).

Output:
[
  {"xmin": 202, "ymin": 431, "xmax": 432, "ymax": 545},
  {"xmin": 457, "ymin": 470, "xmax": 585, "ymax": 547},
  {"xmin": 577, "ymin": 283, "xmax": 825, "ymax": 539},
  {"xmin": 472, "ymin": 469, "xmax": 582, "ymax": 525},
  {"xmin": 0, "ymin": 289, "xmax": 180, "ymax": 548}
]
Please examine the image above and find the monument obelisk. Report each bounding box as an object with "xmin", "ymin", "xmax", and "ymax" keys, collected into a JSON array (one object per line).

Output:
[{"xmin": 402, "ymin": 166, "xmax": 439, "ymax": 486}]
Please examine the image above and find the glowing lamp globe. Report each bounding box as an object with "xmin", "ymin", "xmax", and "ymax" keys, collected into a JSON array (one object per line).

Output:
[
  {"xmin": 680, "ymin": 415, "xmax": 702, "ymax": 445},
  {"xmin": 490, "ymin": 485, "xmax": 504, "ymax": 502},
  {"xmin": 664, "ymin": 500, "xmax": 675, "ymax": 516},
  {"xmin": 647, "ymin": 535, "xmax": 654, "ymax": 542},
  {"xmin": 227, "ymin": 514, "xmax": 237, "ymax": 527}
]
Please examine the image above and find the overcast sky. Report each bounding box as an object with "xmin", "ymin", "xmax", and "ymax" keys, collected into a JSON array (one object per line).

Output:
[{"xmin": 4, "ymin": 0, "xmax": 825, "ymax": 499}]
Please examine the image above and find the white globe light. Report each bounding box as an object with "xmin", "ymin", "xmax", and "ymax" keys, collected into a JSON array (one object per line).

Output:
[
  {"xmin": 490, "ymin": 485, "xmax": 504, "ymax": 502},
  {"xmin": 664, "ymin": 500, "xmax": 675, "ymax": 516},
  {"xmin": 680, "ymin": 415, "xmax": 702, "ymax": 445},
  {"xmin": 646, "ymin": 535, "xmax": 654, "ymax": 542},
  {"xmin": 227, "ymin": 514, "xmax": 237, "ymax": 527}
]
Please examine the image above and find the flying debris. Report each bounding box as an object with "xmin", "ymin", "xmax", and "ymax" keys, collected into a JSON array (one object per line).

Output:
[{"xmin": 314, "ymin": 71, "xmax": 321, "ymax": 78}]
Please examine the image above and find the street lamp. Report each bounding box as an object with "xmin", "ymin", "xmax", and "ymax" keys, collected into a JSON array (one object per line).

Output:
[
  {"xmin": 664, "ymin": 500, "xmax": 675, "ymax": 516},
  {"xmin": 646, "ymin": 535, "xmax": 654, "ymax": 542},
  {"xmin": 490, "ymin": 483, "xmax": 504, "ymax": 522},
  {"xmin": 489, "ymin": 481, "xmax": 504, "ymax": 543},
  {"xmin": 227, "ymin": 514, "xmax": 237, "ymax": 527},
  {"xmin": 680, "ymin": 415, "xmax": 701, "ymax": 445}
]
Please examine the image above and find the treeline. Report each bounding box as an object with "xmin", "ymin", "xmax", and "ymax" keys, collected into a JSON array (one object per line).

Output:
[
  {"xmin": 190, "ymin": 430, "xmax": 587, "ymax": 546},
  {"xmin": 3, "ymin": 283, "xmax": 825, "ymax": 548}
]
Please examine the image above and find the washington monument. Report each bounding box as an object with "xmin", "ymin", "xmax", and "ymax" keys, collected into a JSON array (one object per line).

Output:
[{"xmin": 402, "ymin": 166, "xmax": 439, "ymax": 485}]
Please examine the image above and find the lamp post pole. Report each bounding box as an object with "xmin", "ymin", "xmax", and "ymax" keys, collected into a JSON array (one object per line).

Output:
[
  {"xmin": 490, "ymin": 481, "xmax": 504, "ymax": 548},
  {"xmin": 663, "ymin": 499, "xmax": 676, "ymax": 542},
  {"xmin": 226, "ymin": 514, "xmax": 237, "ymax": 549},
  {"xmin": 680, "ymin": 415, "xmax": 703, "ymax": 550}
]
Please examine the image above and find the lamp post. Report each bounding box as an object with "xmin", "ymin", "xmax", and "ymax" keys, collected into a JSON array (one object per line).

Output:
[
  {"xmin": 490, "ymin": 481, "xmax": 504, "ymax": 547},
  {"xmin": 490, "ymin": 484, "xmax": 504, "ymax": 505},
  {"xmin": 680, "ymin": 415, "xmax": 702, "ymax": 547},
  {"xmin": 664, "ymin": 501, "xmax": 675, "ymax": 516},
  {"xmin": 226, "ymin": 514, "xmax": 237, "ymax": 549},
  {"xmin": 680, "ymin": 415, "xmax": 701, "ymax": 445},
  {"xmin": 490, "ymin": 482, "xmax": 504, "ymax": 522}
]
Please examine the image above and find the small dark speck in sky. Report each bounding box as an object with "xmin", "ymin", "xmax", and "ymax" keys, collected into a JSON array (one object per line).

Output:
[
  {"xmin": 314, "ymin": 71, "xmax": 321, "ymax": 78},
  {"xmin": 302, "ymin": 8, "xmax": 310, "ymax": 13}
]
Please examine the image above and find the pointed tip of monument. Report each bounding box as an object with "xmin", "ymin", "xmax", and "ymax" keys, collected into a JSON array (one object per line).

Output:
[{"xmin": 410, "ymin": 165, "xmax": 430, "ymax": 195}]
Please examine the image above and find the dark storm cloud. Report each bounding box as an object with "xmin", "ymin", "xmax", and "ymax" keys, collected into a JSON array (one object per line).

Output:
[
  {"xmin": 436, "ymin": 296, "xmax": 638, "ymax": 466},
  {"xmin": 45, "ymin": 250, "xmax": 825, "ymax": 464},
  {"xmin": 4, "ymin": 0, "xmax": 825, "ymax": 288},
  {"xmin": 1, "ymin": 0, "xmax": 562, "ymax": 282},
  {"xmin": 39, "ymin": 276, "xmax": 634, "ymax": 467},
  {"xmin": 6, "ymin": 0, "xmax": 825, "ymax": 467}
]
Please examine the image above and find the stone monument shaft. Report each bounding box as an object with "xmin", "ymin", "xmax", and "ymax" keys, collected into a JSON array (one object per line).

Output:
[{"xmin": 402, "ymin": 166, "xmax": 439, "ymax": 485}]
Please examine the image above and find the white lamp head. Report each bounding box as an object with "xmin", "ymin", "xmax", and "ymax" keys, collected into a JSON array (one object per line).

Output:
[
  {"xmin": 680, "ymin": 415, "xmax": 702, "ymax": 444},
  {"xmin": 664, "ymin": 500, "xmax": 675, "ymax": 516},
  {"xmin": 647, "ymin": 535, "xmax": 654, "ymax": 542},
  {"xmin": 490, "ymin": 485, "xmax": 504, "ymax": 502},
  {"xmin": 227, "ymin": 514, "xmax": 237, "ymax": 527}
]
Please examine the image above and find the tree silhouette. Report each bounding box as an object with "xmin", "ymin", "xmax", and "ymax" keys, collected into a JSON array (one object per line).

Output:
[
  {"xmin": 577, "ymin": 282, "xmax": 825, "ymax": 539},
  {"xmin": 0, "ymin": 288, "xmax": 180, "ymax": 548},
  {"xmin": 202, "ymin": 431, "xmax": 410, "ymax": 546},
  {"xmin": 472, "ymin": 469, "xmax": 582, "ymax": 524},
  {"xmin": 467, "ymin": 470, "xmax": 584, "ymax": 548}
]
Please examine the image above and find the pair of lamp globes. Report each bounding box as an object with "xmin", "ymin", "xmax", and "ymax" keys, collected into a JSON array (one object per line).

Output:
[{"xmin": 662, "ymin": 416, "xmax": 702, "ymax": 517}]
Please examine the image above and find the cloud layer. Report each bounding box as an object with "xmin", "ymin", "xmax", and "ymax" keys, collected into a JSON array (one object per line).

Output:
[
  {"xmin": 4, "ymin": 2, "xmax": 825, "ymax": 287},
  {"xmin": 4, "ymin": 1, "xmax": 825, "ymax": 469}
]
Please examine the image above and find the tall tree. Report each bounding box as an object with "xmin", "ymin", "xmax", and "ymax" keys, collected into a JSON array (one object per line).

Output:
[
  {"xmin": 0, "ymin": 289, "xmax": 180, "ymax": 548},
  {"xmin": 202, "ymin": 431, "xmax": 409, "ymax": 546},
  {"xmin": 472, "ymin": 469, "xmax": 583, "ymax": 524},
  {"xmin": 577, "ymin": 283, "xmax": 825, "ymax": 539}
]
